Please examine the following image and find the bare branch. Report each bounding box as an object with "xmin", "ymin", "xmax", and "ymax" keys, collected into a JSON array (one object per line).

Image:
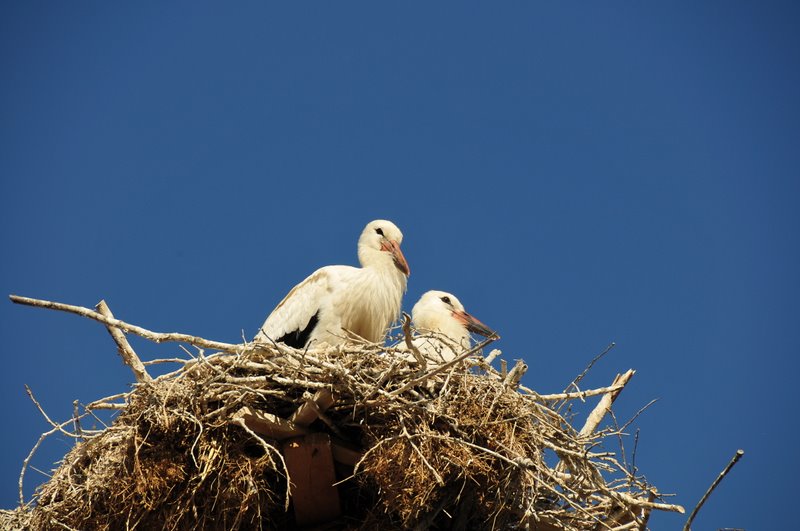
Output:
[
  {"xmin": 24, "ymin": 385, "xmax": 81, "ymax": 439},
  {"xmin": 95, "ymin": 300, "xmax": 152, "ymax": 383},
  {"xmin": 401, "ymin": 312, "xmax": 426, "ymax": 368},
  {"xmin": 503, "ymin": 359, "xmax": 527, "ymax": 388},
  {"xmin": 528, "ymin": 383, "xmax": 627, "ymax": 401},
  {"xmin": 579, "ymin": 369, "xmax": 635, "ymax": 438},
  {"xmin": 388, "ymin": 335, "xmax": 498, "ymax": 397},
  {"xmin": 563, "ymin": 341, "xmax": 616, "ymax": 394},
  {"xmin": 9, "ymin": 294, "xmax": 258, "ymax": 355},
  {"xmin": 683, "ymin": 449, "xmax": 744, "ymax": 531}
]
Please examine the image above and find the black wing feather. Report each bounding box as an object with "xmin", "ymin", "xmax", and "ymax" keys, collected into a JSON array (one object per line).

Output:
[{"xmin": 275, "ymin": 311, "xmax": 320, "ymax": 348}]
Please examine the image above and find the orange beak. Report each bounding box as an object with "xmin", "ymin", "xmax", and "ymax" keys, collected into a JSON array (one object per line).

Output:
[
  {"xmin": 381, "ymin": 239, "xmax": 410, "ymax": 276},
  {"xmin": 454, "ymin": 310, "xmax": 499, "ymax": 339}
]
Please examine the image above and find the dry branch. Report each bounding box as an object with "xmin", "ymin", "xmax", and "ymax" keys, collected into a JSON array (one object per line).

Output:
[
  {"xmin": 504, "ymin": 359, "xmax": 528, "ymax": 388},
  {"xmin": 579, "ymin": 369, "xmax": 635, "ymax": 438},
  {"xmin": 9, "ymin": 295, "xmax": 256, "ymax": 354},
  {"xmin": 683, "ymin": 449, "xmax": 744, "ymax": 531},
  {"xmin": 95, "ymin": 300, "xmax": 152, "ymax": 383},
  {"xmin": 401, "ymin": 311, "xmax": 426, "ymax": 368},
  {"xmin": 531, "ymin": 383, "xmax": 628, "ymax": 401}
]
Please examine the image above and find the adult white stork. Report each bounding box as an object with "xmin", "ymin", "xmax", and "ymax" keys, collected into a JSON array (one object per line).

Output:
[
  {"xmin": 410, "ymin": 290, "xmax": 498, "ymax": 363},
  {"xmin": 255, "ymin": 220, "xmax": 410, "ymax": 349}
]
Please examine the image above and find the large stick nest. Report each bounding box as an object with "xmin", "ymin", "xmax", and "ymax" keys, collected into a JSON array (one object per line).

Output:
[{"xmin": 3, "ymin": 321, "xmax": 682, "ymax": 530}]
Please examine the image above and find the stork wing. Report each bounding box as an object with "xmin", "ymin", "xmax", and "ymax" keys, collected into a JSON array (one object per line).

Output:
[{"xmin": 255, "ymin": 265, "xmax": 354, "ymax": 347}]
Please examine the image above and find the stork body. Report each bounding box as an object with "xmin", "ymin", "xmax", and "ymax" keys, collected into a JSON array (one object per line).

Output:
[
  {"xmin": 411, "ymin": 290, "xmax": 497, "ymax": 363},
  {"xmin": 256, "ymin": 220, "xmax": 410, "ymax": 348}
]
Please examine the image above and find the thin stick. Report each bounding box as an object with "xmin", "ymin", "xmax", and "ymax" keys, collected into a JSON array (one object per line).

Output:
[
  {"xmin": 402, "ymin": 312, "xmax": 427, "ymax": 368},
  {"xmin": 528, "ymin": 383, "xmax": 627, "ymax": 401},
  {"xmin": 24, "ymin": 385, "xmax": 81, "ymax": 439},
  {"xmin": 630, "ymin": 429, "xmax": 640, "ymax": 479},
  {"xmin": 95, "ymin": 300, "xmax": 152, "ymax": 383},
  {"xmin": 682, "ymin": 449, "xmax": 744, "ymax": 531},
  {"xmin": 402, "ymin": 426, "xmax": 444, "ymax": 486},
  {"xmin": 234, "ymin": 418, "xmax": 291, "ymax": 511},
  {"xmin": 9, "ymin": 295, "xmax": 255, "ymax": 354},
  {"xmin": 388, "ymin": 336, "xmax": 498, "ymax": 397},
  {"xmin": 87, "ymin": 402, "xmax": 127, "ymax": 410},
  {"xmin": 18, "ymin": 414, "xmax": 83, "ymax": 506},
  {"xmin": 86, "ymin": 392, "xmax": 129, "ymax": 409},
  {"xmin": 619, "ymin": 398, "xmax": 659, "ymax": 433},
  {"xmin": 607, "ymin": 490, "xmax": 684, "ymax": 514},
  {"xmin": 72, "ymin": 400, "xmax": 82, "ymax": 440},
  {"xmin": 564, "ymin": 342, "xmax": 616, "ymax": 393},
  {"xmin": 142, "ymin": 358, "xmax": 193, "ymax": 365}
]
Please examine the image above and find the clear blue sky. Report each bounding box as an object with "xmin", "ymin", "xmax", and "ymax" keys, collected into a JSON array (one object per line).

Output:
[{"xmin": 2, "ymin": 3, "xmax": 798, "ymax": 529}]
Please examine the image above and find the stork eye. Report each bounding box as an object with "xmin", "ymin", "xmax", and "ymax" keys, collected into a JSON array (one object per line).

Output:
[
  {"xmin": 440, "ymin": 296, "xmax": 452, "ymax": 305},
  {"xmin": 375, "ymin": 228, "xmax": 384, "ymax": 236}
]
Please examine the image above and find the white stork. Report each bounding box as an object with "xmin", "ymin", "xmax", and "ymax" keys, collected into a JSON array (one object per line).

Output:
[
  {"xmin": 410, "ymin": 290, "xmax": 498, "ymax": 363},
  {"xmin": 255, "ymin": 219, "xmax": 410, "ymax": 348}
]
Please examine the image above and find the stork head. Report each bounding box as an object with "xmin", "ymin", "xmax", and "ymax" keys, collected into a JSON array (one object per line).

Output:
[
  {"xmin": 411, "ymin": 290, "xmax": 498, "ymax": 345},
  {"xmin": 358, "ymin": 219, "xmax": 410, "ymax": 276}
]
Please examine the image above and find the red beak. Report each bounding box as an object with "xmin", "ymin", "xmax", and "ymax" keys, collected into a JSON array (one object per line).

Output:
[
  {"xmin": 454, "ymin": 310, "xmax": 499, "ymax": 339},
  {"xmin": 381, "ymin": 239, "xmax": 410, "ymax": 276}
]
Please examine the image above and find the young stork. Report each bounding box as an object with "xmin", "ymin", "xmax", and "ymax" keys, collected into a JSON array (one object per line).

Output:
[
  {"xmin": 255, "ymin": 220, "xmax": 410, "ymax": 348},
  {"xmin": 410, "ymin": 290, "xmax": 498, "ymax": 364}
]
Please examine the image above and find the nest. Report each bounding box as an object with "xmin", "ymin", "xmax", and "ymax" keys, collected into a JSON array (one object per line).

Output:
[{"xmin": 2, "ymin": 297, "xmax": 684, "ymax": 530}]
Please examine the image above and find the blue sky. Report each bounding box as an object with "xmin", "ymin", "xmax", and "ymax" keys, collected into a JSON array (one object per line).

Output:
[{"xmin": 2, "ymin": 2, "xmax": 798, "ymax": 529}]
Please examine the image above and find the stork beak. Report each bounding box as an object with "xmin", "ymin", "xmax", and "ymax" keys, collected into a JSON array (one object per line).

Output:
[
  {"xmin": 381, "ymin": 239, "xmax": 410, "ymax": 276},
  {"xmin": 454, "ymin": 310, "xmax": 499, "ymax": 339}
]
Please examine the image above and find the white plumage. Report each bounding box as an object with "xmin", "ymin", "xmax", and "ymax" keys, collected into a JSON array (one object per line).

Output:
[
  {"xmin": 255, "ymin": 220, "xmax": 410, "ymax": 348},
  {"xmin": 411, "ymin": 290, "xmax": 498, "ymax": 363}
]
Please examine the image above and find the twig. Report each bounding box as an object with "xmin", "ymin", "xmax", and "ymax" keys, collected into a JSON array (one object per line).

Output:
[
  {"xmin": 607, "ymin": 490, "xmax": 684, "ymax": 514},
  {"xmin": 528, "ymin": 383, "xmax": 627, "ymax": 401},
  {"xmin": 234, "ymin": 418, "xmax": 291, "ymax": 511},
  {"xmin": 402, "ymin": 425, "xmax": 444, "ymax": 486},
  {"xmin": 9, "ymin": 295, "xmax": 258, "ymax": 355},
  {"xmin": 682, "ymin": 449, "xmax": 744, "ymax": 531},
  {"xmin": 630, "ymin": 429, "xmax": 640, "ymax": 479},
  {"xmin": 579, "ymin": 369, "xmax": 635, "ymax": 437},
  {"xmin": 24, "ymin": 385, "xmax": 82, "ymax": 439},
  {"xmin": 563, "ymin": 342, "xmax": 616, "ymax": 394},
  {"xmin": 86, "ymin": 392, "xmax": 129, "ymax": 409},
  {"xmin": 402, "ymin": 312, "xmax": 427, "ymax": 369},
  {"xmin": 619, "ymin": 398, "xmax": 659, "ymax": 434},
  {"xmin": 95, "ymin": 300, "xmax": 152, "ymax": 383},
  {"xmin": 484, "ymin": 349, "xmax": 501, "ymax": 364},
  {"xmin": 18, "ymin": 413, "xmax": 83, "ymax": 506},
  {"xmin": 637, "ymin": 490, "xmax": 656, "ymax": 530},
  {"xmin": 72, "ymin": 400, "xmax": 82, "ymax": 440},
  {"xmin": 553, "ymin": 370, "xmax": 635, "ymax": 478},
  {"xmin": 503, "ymin": 359, "xmax": 527, "ymax": 388},
  {"xmin": 87, "ymin": 402, "xmax": 127, "ymax": 410},
  {"xmin": 142, "ymin": 358, "xmax": 193, "ymax": 365},
  {"xmin": 388, "ymin": 336, "xmax": 498, "ymax": 397}
]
